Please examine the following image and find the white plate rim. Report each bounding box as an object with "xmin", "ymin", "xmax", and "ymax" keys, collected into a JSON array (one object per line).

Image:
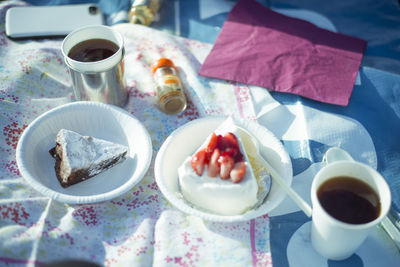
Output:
[
  {"xmin": 154, "ymin": 116, "xmax": 293, "ymax": 222},
  {"xmin": 16, "ymin": 101, "xmax": 153, "ymax": 204}
]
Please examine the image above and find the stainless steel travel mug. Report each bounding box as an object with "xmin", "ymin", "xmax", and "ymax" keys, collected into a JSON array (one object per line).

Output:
[{"xmin": 62, "ymin": 25, "xmax": 128, "ymax": 107}]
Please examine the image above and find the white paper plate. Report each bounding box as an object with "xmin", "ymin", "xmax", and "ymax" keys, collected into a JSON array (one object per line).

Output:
[
  {"xmin": 154, "ymin": 116, "xmax": 293, "ymax": 222},
  {"xmin": 16, "ymin": 101, "xmax": 152, "ymax": 204}
]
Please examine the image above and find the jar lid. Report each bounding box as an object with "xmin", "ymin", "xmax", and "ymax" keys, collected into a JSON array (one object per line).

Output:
[{"xmin": 151, "ymin": 58, "xmax": 176, "ymax": 74}]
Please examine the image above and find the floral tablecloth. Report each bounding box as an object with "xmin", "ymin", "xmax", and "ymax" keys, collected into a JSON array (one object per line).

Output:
[
  {"xmin": 0, "ymin": 2, "xmax": 274, "ymax": 266},
  {"xmin": 2, "ymin": 1, "xmax": 400, "ymax": 267}
]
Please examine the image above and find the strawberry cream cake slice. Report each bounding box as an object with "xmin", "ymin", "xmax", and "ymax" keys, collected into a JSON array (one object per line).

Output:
[{"xmin": 178, "ymin": 117, "xmax": 260, "ymax": 215}]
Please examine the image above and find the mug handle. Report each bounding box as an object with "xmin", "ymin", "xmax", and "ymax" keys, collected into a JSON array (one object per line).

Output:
[{"xmin": 323, "ymin": 147, "xmax": 354, "ymax": 164}]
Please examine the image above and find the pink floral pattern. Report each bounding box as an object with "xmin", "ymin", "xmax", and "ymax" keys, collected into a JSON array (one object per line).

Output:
[{"xmin": 0, "ymin": 203, "xmax": 30, "ymax": 225}]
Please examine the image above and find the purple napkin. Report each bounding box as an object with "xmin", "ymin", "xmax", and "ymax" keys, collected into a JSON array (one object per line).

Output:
[{"xmin": 199, "ymin": 0, "xmax": 367, "ymax": 106}]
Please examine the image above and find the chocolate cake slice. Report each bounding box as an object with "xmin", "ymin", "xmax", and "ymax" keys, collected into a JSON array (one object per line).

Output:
[{"xmin": 49, "ymin": 129, "xmax": 128, "ymax": 188}]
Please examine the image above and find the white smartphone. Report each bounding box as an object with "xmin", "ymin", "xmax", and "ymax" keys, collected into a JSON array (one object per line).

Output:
[{"xmin": 5, "ymin": 4, "xmax": 105, "ymax": 39}]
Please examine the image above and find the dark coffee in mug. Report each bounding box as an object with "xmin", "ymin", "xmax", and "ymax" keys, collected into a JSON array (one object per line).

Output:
[
  {"xmin": 68, "ymin": 38, "xmax": 119, "ymax": 62},
  {"xmin": 317, "ymin": 176, "xmax": 380, "ymax": 224}
]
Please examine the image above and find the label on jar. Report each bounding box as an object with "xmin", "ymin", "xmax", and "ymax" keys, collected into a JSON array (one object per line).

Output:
[{"xmin": 157, "ymin": 74, "xmax": 183, "ymax": 94}]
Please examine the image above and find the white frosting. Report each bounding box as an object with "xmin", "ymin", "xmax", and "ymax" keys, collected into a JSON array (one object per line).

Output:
[
  {"xmin": 56, "ymin": 129, "xmax": 128, "ymax": 182},
  {"xmin": 178, "ymin": 117, "xmax": 259, "ymax": 215}
]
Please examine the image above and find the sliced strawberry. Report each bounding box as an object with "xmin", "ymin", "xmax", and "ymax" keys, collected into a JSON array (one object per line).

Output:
[
  {"xmin": 225, "ymin": 147, "xmax": 244, "ymax": 162},
  {"xmin": 207, "ymin": 148, "xmax": 220, "ymax": 177},
  {"xmin": 224, "ymin": 132, "xmax": 239, "ymax": 149},
  {"xmin": 205, "ymin": 132, "xmax": 218, "ymax": 163},
  {"xmin": 225, "ymin": 147, "xmax": 237, "ymax": 158},
  {"xmin": 206, "ymin": 132, "xmax": 218, "ymax": 152},
  {"xmin": 230, "ymin": 162, "xmax": 246, "ymax": 183},
  {"xmin": 219, "ymin": 153, "xmax": 234, "ymax": 179},
  {"xmin": 191, "ymin": 149, "xmax": 206, "ymax": 176},
  {"xmin": 216, "ymin": 134, "xmax": 226, "ymax": 150}
]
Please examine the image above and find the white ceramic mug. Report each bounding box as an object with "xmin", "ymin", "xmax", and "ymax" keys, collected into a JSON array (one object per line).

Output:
[{"xmin": 310, "ymin": 159, "xmax": 391, "ymax": 260}]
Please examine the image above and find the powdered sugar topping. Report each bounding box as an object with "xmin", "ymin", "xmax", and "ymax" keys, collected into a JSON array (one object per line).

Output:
[{"xmin": 55, "ymin": 129, "xmax": 128, "ymax": 182}]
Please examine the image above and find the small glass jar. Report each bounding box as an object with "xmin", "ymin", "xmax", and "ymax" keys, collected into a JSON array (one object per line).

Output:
[
  {"xmin": 128, "ymin": 0, "xmax": 162, "ymax": 26},
  {"xmin": 151, "ymin": 58, "xmax": 187, "ymax": 114}
]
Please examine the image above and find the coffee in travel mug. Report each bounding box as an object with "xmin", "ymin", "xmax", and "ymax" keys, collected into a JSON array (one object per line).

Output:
[
  {"xmin": 310, "ymin": 160, "xmax": 391, "ymax": 260},
  {"xmin": 61, "ymin": 25, "xmax": 128, "ymax": 107}
]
